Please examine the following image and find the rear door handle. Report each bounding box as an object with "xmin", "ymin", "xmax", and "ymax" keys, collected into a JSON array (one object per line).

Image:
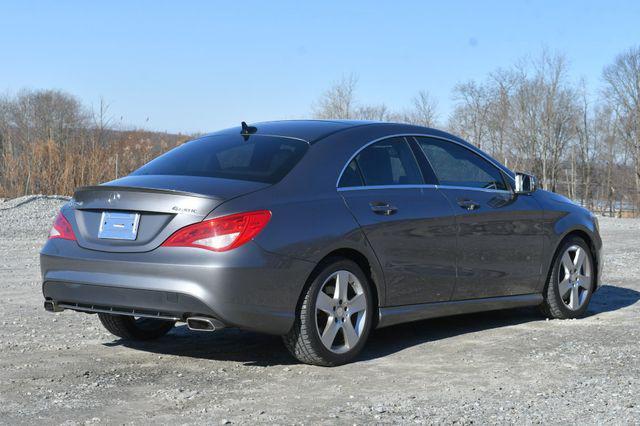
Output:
[
  {"xmin": 457, "ymin": 199, "xmax": 481, "ymax": 211},
  {"xmin": 369, "ymin": 201, "xmax": 398, "ymax": 216}
]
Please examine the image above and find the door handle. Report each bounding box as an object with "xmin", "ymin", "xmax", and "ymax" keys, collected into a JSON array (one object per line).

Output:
[
  {"xmin": 369, "ymin": 201, "xmax": 398, "ymax": 216},
  {"xmin": 457, "ymin": 199, "xmax": 481, "ymax": 211}
]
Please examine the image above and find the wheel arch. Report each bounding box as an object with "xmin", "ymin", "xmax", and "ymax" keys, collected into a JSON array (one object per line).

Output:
[
  {"xmin": 297, "ymin": 247, "xmax": 383, "ymax": 328},
  {"xmin": 325, "ymin": 248, "xmax": 381, "ymax": 310}
]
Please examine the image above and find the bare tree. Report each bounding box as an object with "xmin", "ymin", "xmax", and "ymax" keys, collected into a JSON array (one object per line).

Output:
[
  {"xmin": 536, "ymin": 52, "xmax": 579, "ymax": 192},
  {"xmin": 573, "ymin": 81, "xmax": 599, "ymax": 208},
  {"xmin": 592, "ymin": 105, "xmax": 620, "ymax": 215},
  {"xmin": 602, "ymin": 46, "xmax": 640, "ymax": 211},
  {"xmin": 507, "ymin": 52, "xmax": 579, "ymax": 191},
  {"xmin": 404, "ymin": 90, "xmax": 438, "ymax": 127},
  {"xmin": 0, "ymin": 95, "xmax": 10, "ymax": 184},
  {"xmin": 354, "ymin": 104, "xmax": 389, "ymax": 121},
  {"xmin": 485, "ymin": 69, "xmax": 518, "ymax": 164},
  {"xmin": 312, "ymin": 74, "xmax": 358, "ymax": 119},
  {"xmin": 312, "ymin": 75, "xmax": 394, "ymax": 121},
  {"xmin": 8, "ymin": 89, "xmax": 89, "ymax": 149},
  {"xmin": 449, "ymin": 81, "xmax": 490, "ymax": 149},
  {"xmin": 92, "ymin": 97, "xmax": 114, "ymax": 147}
]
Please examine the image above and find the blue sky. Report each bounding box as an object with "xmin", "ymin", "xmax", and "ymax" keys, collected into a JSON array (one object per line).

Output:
[{"xmin": 1, "ymin": 1, "xmax": 639, "ymax": 133}]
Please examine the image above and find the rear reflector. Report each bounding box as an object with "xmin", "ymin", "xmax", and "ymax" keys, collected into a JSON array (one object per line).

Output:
[
  {"xmin": 162, "ymin": 210, "xmax": 271, "ymax": 252},
  {"xmin": 49, "ymin": 211, "xmax": 77, "ymax": 241}
]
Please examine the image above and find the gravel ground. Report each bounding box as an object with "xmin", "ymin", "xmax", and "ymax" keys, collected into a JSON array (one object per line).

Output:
[{"xmin": 1, "ymin": 196, "xmax": 639, "ymax": 424}]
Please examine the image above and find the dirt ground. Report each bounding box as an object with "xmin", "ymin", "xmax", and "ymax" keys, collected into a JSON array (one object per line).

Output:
[{"xmin": 1, "ymin": 196, "xmax": 639, "ymax": 424}]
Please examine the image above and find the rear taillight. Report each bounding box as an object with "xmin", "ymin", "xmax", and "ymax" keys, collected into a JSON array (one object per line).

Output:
[
  {"xmin": 162, "ymin": 210, "xmax": 271, "ymax": 252},
  {"xmin": 49, "ymin": 211, "xmax": 77, "ymax": 241}
]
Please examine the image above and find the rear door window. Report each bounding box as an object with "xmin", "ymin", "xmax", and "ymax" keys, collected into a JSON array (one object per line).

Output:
[
  {"xmin": 415, "ymin": 137, "xmax": 508, "ymax": 190},
  {"xmin": 132, "ymin": 134, "xmax": 308, "ymax": 184},
  {"xmin": 338, "ymin": 159, "xmax": 365, "ymax": 187},
  {"xmin": 340, "ymin": 137, "xmax": 423, "ymax": 187}
]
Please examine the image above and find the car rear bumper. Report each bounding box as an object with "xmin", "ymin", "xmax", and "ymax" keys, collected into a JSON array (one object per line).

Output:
[{"xmin": 40, "ymin": 239, "xmax": 316, "ymax": 335}]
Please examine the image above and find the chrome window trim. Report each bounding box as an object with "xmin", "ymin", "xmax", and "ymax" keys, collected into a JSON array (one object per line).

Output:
[
  {"xmin": 337, "ymin": 184, "xmax": 438, "ymax": 192},
  {"xmin": 335, "ymin": 133, "xmax": 515, "ymax": 189},
  {"xmin": 337, "ymin": 183, "xmax": 512, "ymax": 194},
  {"xmin": 436, "ymin": 185, "xmax": 513, "ymax": 194}
]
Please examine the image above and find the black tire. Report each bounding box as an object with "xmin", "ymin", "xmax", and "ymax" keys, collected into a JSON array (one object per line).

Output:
[
  {"xmin": 98, "ymin": 313, "xmax": 175, "ymax": 340},
  {"xmin": 283, "ymin": 258, "xmax": 374, "ymax": 366},
  {"xmin": 540, "ymin": 236, "xmax": 595, "ymax": 319}
]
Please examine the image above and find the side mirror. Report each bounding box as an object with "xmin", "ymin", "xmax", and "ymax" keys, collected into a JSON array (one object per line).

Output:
[{"xmin": 514, "ymin": 172, "xmax": 537, "ymax": 194}]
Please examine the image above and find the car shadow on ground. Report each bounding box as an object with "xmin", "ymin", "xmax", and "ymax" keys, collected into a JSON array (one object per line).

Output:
[
  {"xmin": 360, "ymin": 307, "xmax": 543, "ymax": 362},
  {"xmin": 360, "ymin": 284, "xmax": 640, "ymax": 362},
  {"xmin": 106, "ymin": 326, "xmax": 296, "ymax": 366},
  {"xmin": 107, "ymin": 284, "xmax": 639, "ymax": 366},
  {"xmin": 586, "ymin": 284, "xmax": 640, "ymax": 315}
]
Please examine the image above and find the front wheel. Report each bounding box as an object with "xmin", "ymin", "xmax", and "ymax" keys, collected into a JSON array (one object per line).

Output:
[
  {"xmin": 283, "ymin": 258, "xmax": 374, "ymax": 366},
  {"xmin": 540, "ymin": 236, "xmax": 595, "ymax": 319},
  {"xmin": 98, "ymin": 313, "xmax": 175, "ymax": 340}
]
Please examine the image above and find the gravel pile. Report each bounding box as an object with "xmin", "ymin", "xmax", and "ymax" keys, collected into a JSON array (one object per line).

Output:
[
  {"xmin": 0, "ymin": 195, "xmax": 69, "ymax": 240},
  {"xmin": 0, "ymin": 196, "xmax": 639, "ymax": 424}
]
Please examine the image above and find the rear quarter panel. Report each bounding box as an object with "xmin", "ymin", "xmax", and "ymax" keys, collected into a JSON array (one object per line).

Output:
[{"xmin": 212, "ymin": 187, "xmax": 387, "ymax": 306}]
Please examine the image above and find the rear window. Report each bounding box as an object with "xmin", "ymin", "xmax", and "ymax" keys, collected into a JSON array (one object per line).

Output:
[{"xmin": 132, "ymin": 134, "xmax": 308, "ymax": 184}]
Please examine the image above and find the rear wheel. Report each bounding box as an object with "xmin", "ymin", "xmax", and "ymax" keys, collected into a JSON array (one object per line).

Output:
[
  {"xmin": 98, "ymin": 313, "xmax": 175, "ymax": 340},
  {"xmin": 283, "ymin": 258, "xmax": 374, "ymax": 366},
  {"xmin": 540, "ymin": 236, "xmax": 595, "ymax": 319}
]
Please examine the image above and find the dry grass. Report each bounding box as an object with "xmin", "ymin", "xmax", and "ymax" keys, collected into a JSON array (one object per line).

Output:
[{"xmin": 0, "ymin": 131, "xmax": 187, "ymax": 197}]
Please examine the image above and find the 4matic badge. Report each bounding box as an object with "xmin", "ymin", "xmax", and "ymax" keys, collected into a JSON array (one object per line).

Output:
[{"xmin": 171, "ymin": 206, "xmax": 198, "ymax": 215}]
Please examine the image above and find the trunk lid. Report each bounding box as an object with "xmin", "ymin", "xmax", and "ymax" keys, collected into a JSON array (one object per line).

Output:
[{"xmin": 70, "ymin": 175, "xmax": 269, "ymax": 252}]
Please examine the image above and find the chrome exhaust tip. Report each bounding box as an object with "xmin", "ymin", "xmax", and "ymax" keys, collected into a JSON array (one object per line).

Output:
[
  {"xmin": 44, "ymin": 300, "xmax": 64, "ymax": 313},
  {"xmin": 186, "ymin": 316, "xmax": 225, "ymax": 332}
]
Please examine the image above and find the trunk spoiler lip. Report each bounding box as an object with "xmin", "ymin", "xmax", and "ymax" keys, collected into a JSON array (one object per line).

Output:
[{"xmin": 73, "ymin": 185, "xmax": 219, "ymax": 200}]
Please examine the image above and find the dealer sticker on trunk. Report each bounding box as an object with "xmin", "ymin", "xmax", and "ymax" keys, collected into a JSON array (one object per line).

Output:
[{"xmin": 98, "ymin": 211, "xmax": 140, "ymax": 240}]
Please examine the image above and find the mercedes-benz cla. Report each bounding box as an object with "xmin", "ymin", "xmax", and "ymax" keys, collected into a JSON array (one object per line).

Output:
[{"xmin": 41, "ymin": 120, "xmax": 603, "ymax": 366}]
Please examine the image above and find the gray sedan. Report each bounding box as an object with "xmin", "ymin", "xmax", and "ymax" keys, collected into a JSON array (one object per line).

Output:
[{"xmin": 41, "ymin": 120, "xmax": 603, "ymax": 366}]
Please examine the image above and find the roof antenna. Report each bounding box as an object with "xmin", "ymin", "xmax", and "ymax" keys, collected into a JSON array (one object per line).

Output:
[{"xmin": 240, "ymin": 121, "xmax": 257, "ymax": 140}]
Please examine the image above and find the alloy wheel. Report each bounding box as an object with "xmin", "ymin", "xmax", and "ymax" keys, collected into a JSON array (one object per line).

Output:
[
  {"xmin": 315, "ymin": 270, "xmax": 368, "ymax": 354},
  {"xmin": 558, "ymin": 245, "xmax": 592, "ymax": 310}
]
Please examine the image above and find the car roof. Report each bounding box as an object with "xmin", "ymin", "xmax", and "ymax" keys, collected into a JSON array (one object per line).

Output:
[
  {"xmin": 205, "ymin": 119, "xmax": 485, "ymax": 154},
  {"xmin": 207, "ymin": 119, "xmax": 380, "ymax": 143},
  {"xmin": 249, "ymin": 120, "xmax": 474, "ymax": 146},
  {"xmin": 208, "ymin": 118, "xmax": 485, "ymax": 143}
]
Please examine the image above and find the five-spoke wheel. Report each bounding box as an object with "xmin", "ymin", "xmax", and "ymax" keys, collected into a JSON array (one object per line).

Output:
[
  {"xmin": 557, "ymin": 244, "xmax": 593, "ymax": 311},
  {"xmin": 283, "ymin": 258, "xmax": 373, "ymax": 366},
  {"xmin": 315, "ymin": 270, "xmax": 368, "ymax": 353},
  {"xmin": 540, "ymin": 236, "xmax": 595, "ymax": 319}
]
